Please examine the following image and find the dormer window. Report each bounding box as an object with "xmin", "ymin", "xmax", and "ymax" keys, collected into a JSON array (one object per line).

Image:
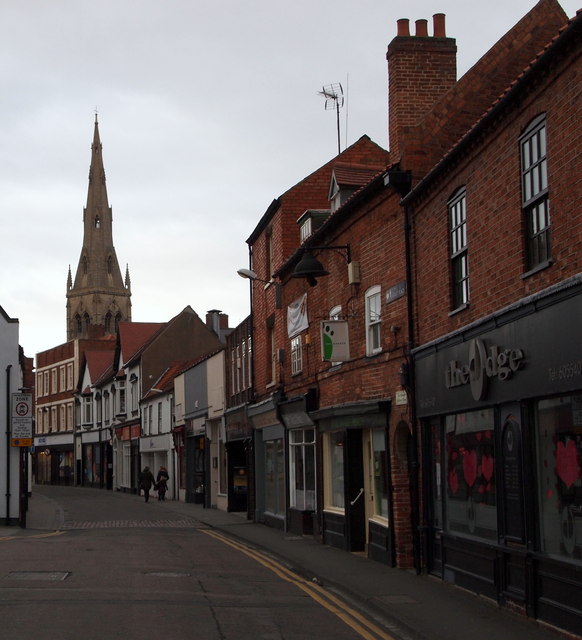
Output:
[
  {"xmin": 297, "ymin": 210, "xmax": 330, "ymax": 244},
  {"xmin": 329, "ymin": 163, "xmax": 382, "ymax": 212}
]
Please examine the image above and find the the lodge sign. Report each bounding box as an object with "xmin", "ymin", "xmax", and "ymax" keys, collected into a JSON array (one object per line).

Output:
[{"xmin": 445, "ymin": 338, "xmax": 525, "ymax": 401}]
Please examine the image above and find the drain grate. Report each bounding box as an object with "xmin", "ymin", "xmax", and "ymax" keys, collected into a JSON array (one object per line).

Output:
[{"xmin": 6, "ymin": 571, "xmax": 70, "ymax": 581}]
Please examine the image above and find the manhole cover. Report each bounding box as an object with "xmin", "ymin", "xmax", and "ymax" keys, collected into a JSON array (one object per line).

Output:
[
  {"xmin": 6, "ymin": 571, "xmax": 70, "ymax": 581},
  {"xmin": 145, "ymin": 571, "xmax": 190, "ymax": 578}
]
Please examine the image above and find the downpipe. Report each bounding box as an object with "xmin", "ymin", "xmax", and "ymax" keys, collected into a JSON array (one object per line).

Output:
[{"xmin": 5, "ymin": 364, "xmax": 11, "ymax": 526}]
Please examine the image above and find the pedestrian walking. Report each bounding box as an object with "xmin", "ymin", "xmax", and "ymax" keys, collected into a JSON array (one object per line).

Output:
[
  {"xmin": 138, "ymin": 466, "xmax": 156, "ymax": 503},
  {"xmin": 156, "ymin": 466, "xmax": 169, "ymax": 501}
]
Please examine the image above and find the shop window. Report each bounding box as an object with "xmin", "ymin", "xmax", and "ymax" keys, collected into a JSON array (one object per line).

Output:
[
  {"xmin": 289, "ymin": 429, "xmax": 316, "ymax": 511},
  {"xmin": 536, "ymin": 395, "xmax": 582, "ymax": 560},
  {"xmin": 444, "ymin": 409, "xmax": 496, "ymax": 540},
  {"xmin": 325, "ymin": 431, "xmax": 345, "ymax": 510},
  {"xmin": 521, "ymin": 114, "xmax": 550, "ymax": 271},
  {"xmin": 371, "ymin": 429, "xmax": 389, "ymax": 519},
  {"xmin": 449, "ymin": 188, "xmax": 469, "ymax": 309},
  {"xmin": 265, "ymin": 438, "xmax": 285, "ymax": 516}
]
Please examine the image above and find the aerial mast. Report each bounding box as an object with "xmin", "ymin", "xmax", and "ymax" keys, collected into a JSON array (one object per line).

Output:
[{"xmin": 319, "ymin": 83, "xmax": 344, "ymax": 155}]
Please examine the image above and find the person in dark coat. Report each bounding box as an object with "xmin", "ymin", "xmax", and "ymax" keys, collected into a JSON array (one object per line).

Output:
[
  {"xmin": 139, "ymin": 466, "xmax": 156, "ymax": 503},
  {"xmin": 156, "ymin": 466, "xmax": 169, "ymax": 501}
]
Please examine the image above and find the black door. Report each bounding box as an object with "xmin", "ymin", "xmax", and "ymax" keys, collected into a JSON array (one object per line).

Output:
[{"xmin": 345, "ymin": 429, "xmax": 366, "ymax": 551}]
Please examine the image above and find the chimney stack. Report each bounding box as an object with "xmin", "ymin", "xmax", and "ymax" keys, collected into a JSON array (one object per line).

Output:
[{"xmin": 387, "ymin": 13, "xmax": 457, "ymax": 165}]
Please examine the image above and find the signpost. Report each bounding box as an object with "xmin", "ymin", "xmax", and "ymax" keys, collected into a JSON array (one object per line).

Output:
[
  {"xmin": 11, "ymin": 393, "xmax": 33, "ymax": 447},
  {"xmin": 11, "ymin": 393, "xmax": 32, "ymax": 528}
]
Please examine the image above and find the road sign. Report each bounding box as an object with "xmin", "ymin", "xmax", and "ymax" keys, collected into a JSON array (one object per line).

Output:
[
  {"xmin": 11, "ymin": 438, "xmax": 33, "ymax": 448},
  {"xmin": 11, "ymin": 393, "xmax": 33, "ymax": 440}
]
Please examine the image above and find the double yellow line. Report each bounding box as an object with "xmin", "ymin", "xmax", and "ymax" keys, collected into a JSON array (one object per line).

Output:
[
  {"xmin": 201, "ymin": 528, "xmax": 396, "ymax": 640},
  {"xmin": 0, "ymin": 531, "xmax": 66, "ymax": 542}
]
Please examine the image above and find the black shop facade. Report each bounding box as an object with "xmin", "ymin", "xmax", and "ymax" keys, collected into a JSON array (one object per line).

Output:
[{"xmin": 413, "ymin": 276, "xmax": 582, "ymax": 636}]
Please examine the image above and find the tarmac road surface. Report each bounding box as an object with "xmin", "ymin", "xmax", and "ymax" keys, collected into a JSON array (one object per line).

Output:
[{"xmin": 0, "ymin": 485, "xmax": 571, "ymax": 640}]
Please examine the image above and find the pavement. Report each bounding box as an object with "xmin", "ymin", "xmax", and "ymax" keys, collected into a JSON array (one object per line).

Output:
[{"xmin": 1, "ymin": 486, "xmax": 576, "ymax": 640}]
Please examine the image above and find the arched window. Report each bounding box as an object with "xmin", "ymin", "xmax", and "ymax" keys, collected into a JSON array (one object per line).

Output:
[
  {"xmin": 107, "ymin": 255, "xmax": 112, "ymax": 274},
  {"xmin": 115, "ymin": 312, "xmax": 122, "ymax": 332},
  {"xmin": 104, "ymin": 312, "xmax": 112, "ymax": 333},
  {"xmin": 82, "ymin": 256, "xmax": 88, "ymax": 275},
  {"xmin": 95, "ymin": 215, "xmax": 100, "ymax": 229},
  {"xmin": 75, "ymin": 314, "xmax": 82, "ymax": 336},
  {"xmin": 83, "ymin": 313, "xmax": 90, "ymax": 334}
]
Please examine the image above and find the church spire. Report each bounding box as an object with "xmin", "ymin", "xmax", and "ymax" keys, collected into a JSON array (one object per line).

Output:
[{"xmin": 66, "ymin": 116, "xmax": 132, "ymax": 341}]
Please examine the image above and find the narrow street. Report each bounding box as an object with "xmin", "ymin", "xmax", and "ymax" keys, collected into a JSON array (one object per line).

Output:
[{"xmin": 0, "ymin": 486, "xmax": 394, "ymax": 640}]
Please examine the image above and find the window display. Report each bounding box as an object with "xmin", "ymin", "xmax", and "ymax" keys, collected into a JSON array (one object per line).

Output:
[
  {"xmin": 445, "ymin": 409, "xmax": 497, "ymax": 540},
  {"xmin": 289, "ymin": 429, "xmax": 315, "ymax": 511},
  {"xmin": 536, "ymin": 395, "xmax": 582, "ymax": 560}
]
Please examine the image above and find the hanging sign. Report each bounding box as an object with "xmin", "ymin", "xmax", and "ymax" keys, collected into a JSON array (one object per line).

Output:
[{"xmin": 321, "ymin": 320, "xmax": 350, "ymax": 362}]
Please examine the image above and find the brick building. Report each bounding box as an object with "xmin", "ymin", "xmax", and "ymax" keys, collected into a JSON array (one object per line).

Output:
[
  {"xmin": 243, "ymin": 8, "xmax": 581, "ymax": 632},
  {"xmin": 408, "ymin": 4, "xmax": 582, "ymax": 634}
]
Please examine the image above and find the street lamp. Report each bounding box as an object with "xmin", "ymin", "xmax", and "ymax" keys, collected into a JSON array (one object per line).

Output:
[
  {"xmin": 291, "ymin": 245, "xmax": 352, "ymax": 287},
  {"xmin": 237, "ymin": 268, "xmax": 282, "ymax": 308}
]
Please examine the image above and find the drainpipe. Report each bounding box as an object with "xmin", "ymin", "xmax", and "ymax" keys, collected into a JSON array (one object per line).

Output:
[
  {"xmin": 403, "ymin": 200, "xmax": 422, "ymax": 574},
  {"xmin": 5, "ymin": 365, "xmax": 12, "ymax": 526}
]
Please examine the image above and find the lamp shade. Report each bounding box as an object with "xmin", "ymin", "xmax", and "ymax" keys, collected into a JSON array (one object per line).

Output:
[{"xmin": 292, "ymin": 251, "xmax": 330, "ymax": 286}]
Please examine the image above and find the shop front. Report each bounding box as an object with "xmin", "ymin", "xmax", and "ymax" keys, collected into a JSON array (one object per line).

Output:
[
  {"xmin": 279, "ymin": 394, "xmax": 317, "ymax": 536},
  {"xmin": 249, "ymin": 397, "xmax": 285, "ymax": 529},
  {"xmin": 311, "ymin": 400, "xmax": 393, "ymax": 562},
  {"xmin": 113, "ymin": 421, "xmax": 141, "ymax": 493},
  {"xmin": 185, "ymin": 417, "xmax": 206, "ymax": 503},
  {"xmin": 414, "ymin": 278, "xmax": 582, "ymax": 635},
  {"xmin": 34, "ymin": 435, "xmax": 74, "ymax": 485},
  {"xmin": 224, "ymin": 407, "xmax": 252, "ymax": 515},
  {"xmin": 80, "ymin": 429, "xmax": 112, "ymax": 489},
  {"xmin": 139, "ymin": 432, "xmax": 174, "ymax": 500}
]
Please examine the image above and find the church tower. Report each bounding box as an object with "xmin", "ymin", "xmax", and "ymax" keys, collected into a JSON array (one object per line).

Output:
[{"xmin": 66, "ymin": 115, "xmax": 132, "ymax": 340}]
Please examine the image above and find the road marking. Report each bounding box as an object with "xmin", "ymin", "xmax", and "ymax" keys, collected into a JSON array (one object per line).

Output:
[
  {"xmin": 201, "ymin": 528, "xmax": 396, "ymax": 640},
  {"xmin": 0, "ymin": 531, "xmax": 66, "ymax": 541}
]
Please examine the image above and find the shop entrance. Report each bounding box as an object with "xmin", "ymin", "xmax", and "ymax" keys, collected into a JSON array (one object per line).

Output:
[{"xmin": 227, "ymin": 440, "xmax": 248, "ymax": 512}]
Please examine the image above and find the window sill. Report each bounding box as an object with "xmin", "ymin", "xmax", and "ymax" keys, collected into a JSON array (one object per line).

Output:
[
  {"xmin": 521, "ymin": 259, "xmax": 552, "ymax": 279},
  {"xmin": 291, "ymin": 371, "xmax": 303, "ymax": 377},
  {"xmin": 365, "ymin": 350, "xmax": 383, "ymax": 359},
  {"xmin": 265, "ymin": 381, "xmax": 276, "ymax": 389},
  {"xmin": 448, "ymin": 303, "xmax": 469, "ymax": 317}
]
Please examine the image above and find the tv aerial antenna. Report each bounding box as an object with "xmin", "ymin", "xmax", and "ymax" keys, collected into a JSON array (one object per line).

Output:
[{"xmin": 319, "ymin": 83, "xmax": 344, "ymax": 155}]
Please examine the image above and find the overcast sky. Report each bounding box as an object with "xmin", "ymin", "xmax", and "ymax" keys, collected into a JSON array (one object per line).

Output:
[{"xmin": 0, "ymin": 0, "xmax": 578, "ymax": 359}]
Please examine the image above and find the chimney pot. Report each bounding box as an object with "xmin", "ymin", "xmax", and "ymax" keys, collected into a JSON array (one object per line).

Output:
[
  {"xmin": 433, "ymin": 13, "xmax": 446, "ymax": 37},
  {"xmin": 396, "ymin": 18, "xmax": 410, "ymax": 37},
  {"xmin": 415, "ymin": 19, "xmax": 428, "ymax": 37}
]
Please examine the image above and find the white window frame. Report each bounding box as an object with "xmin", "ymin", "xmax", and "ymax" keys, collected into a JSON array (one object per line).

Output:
[
  {"xmin": 67, "ymin": 363, "xmax": 74, "ymax": 390},
  {"xmin": 365, "ymin": 286, "xmax": 382, "ymax": 356},
  {"xmin": 291, "ymin": 335, "xmax": 303, "ymax": 375}
]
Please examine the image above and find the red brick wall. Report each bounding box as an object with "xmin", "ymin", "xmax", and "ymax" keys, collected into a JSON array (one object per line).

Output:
[{"xmin": 411, "ymin": 35, "xmax": 582, "ymax": 347}]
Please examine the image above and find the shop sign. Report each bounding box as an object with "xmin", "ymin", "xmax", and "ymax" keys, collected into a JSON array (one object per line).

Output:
[
  {"xmin": 321, "ymin": 320, "xmax": 349, "ymax": 362},
  {"xmin": 445, "ymin": 338, "xmax": 525, "ymax": 401}
]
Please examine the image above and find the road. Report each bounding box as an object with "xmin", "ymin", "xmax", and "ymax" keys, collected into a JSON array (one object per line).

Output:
[{"xmin": 0, "ymin": 486, "xmax": 395, "ymax": 640}]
